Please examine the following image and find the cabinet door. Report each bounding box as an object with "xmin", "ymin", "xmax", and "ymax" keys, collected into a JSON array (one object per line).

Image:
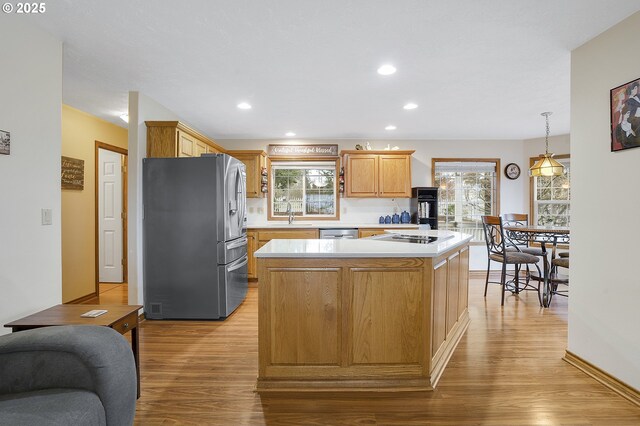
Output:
[
  {"xmin": 358, "ymin": 227, "xmax": 416, "ymax": 238},
  {"xmin": 247, "ymin": 231, "xmax": 257, "ymax": 279},
  {"xmin": 358, "ymin": 229, "xmax": 386, "ymax": 238},
  {"xmin": 379, "ymin": 155, "xmax": 411, "ymax": 197},
  {"xmin": 446, "ymin": 252, "xmax": 460, "ymax": 337},
  {"xmin": 346, "ymin": 155, "xmax": 378, "ymax": 197},
  {"xmin": 195, "ymin": 139, "xmax": 208, "ymax": 157},
  {"xmin": 457, "ymin": 247, "xmax": 469, "ymax": 321},
  {"xmin": 241, "ymin": 155, "xmax": 261, "ymax": 198},
  {"xmin": 178, "ymin": 132, "xmax": 195, "ymax": 157},
  {"xmin": 431, "ymin": 259, "xmax": 448, "ymax": 361}
]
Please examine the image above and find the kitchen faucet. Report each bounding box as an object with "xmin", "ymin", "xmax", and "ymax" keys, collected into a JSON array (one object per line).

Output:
[{"xmin": 286, "ymin": 201, "xmax": 294, "ymax": 224}]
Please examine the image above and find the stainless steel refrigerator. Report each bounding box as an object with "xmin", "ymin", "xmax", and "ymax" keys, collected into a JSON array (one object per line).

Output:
[{"xmin": 143, "ymin": 154, "xmax": 248, "ymax": 319}]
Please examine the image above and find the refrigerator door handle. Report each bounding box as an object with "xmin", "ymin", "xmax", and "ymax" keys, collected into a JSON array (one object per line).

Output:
[
  {"xmin": 227, "ymin": 256, "xmax": 248, "ymax": 272},
  {"xmin": 227, "ymin": 237, "xmax": 248, "ymax": 250},
  {"xmin": 235, "ymin": 167, "xmax": 244, "ymax": 230}
]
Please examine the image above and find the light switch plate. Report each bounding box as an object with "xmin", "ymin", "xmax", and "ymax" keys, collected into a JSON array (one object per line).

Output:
[{"xmin": 41, "ymin": 208, "xmax": 52, "ymax": 225}]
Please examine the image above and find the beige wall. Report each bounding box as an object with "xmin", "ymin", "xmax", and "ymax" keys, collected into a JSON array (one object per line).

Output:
[
  {"xmin": 62, "ymin": 105, "xmax": 128, "ymax": 302},
  {"xmin": 570, "ymin": 12, "xmax": 640, "ymax": 389}
]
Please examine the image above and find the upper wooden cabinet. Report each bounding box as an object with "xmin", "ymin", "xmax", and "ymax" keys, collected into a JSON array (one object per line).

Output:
[
  {"xmin": 341, "ymin": 150, "xmax": 414, "ymax": 198},
  {"xmin": 227, "ymin": 150, "xmax": 267, "ymax": 198},
  {"xmin": 146, "ymin": 121, "xmax": 225, "ymax": 158}
]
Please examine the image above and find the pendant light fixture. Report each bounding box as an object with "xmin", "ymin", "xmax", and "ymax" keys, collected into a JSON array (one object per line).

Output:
[{"xmin": 529, "ymin": 112, "xmax": 565, "ymax": 177}]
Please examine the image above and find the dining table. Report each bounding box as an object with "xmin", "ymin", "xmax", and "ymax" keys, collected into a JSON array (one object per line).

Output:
[{"xmin": 503, "ymin": 225, "xmax": 570, "ymax": 307}]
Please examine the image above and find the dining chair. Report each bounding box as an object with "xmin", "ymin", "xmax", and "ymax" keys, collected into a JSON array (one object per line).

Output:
[
  {"xmin": 550, "ymin": 256, "xmax": 569, "ymax": 300},
  {"xmin": 481, "ymin": 215, "xmax": 543, "ymax": 306},
  {"xmin": 528, "ymin": 248, "xmax": 570, "ymax": 305},
  {"xmin": 501, "ymin": 213, "xmax": 545, "ymax": 257}
]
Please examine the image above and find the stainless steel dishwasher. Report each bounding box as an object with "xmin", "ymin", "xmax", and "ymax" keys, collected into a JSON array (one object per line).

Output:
[{"xmin": 319, "ymin": 228, "xmax": 359, "ymax": 239}]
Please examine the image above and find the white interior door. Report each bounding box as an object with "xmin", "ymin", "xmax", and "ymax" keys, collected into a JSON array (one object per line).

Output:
[{"xmin": 99, "ymin": 148, "xmax": 123, "ymax": 282}]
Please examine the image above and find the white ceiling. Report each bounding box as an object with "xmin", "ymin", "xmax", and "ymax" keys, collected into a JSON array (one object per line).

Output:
[{"xmin": 29, "ymin": 0, "xmax": 640, "ymax": 140}]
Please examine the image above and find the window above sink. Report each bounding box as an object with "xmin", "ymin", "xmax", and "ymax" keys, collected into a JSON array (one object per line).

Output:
[{"xmin": 268, "ymin": 159, "xmax": 340, "ymax": 221}]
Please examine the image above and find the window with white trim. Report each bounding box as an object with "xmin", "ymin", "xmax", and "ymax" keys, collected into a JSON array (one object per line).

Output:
[
  {"xmin": 532, "ymin": 157, "xmax": 570, "ymax": 226},
  {"xmin": 270, "ymin": 161, "xmax": 337, "ymax": 218},
  {"xmin": 433, "ymin": 160, "xmax": 499, "ymax": 241}
]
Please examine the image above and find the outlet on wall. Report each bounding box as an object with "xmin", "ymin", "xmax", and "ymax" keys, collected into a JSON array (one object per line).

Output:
[
  {"xmin": 257, "ymin": 207, "xmax": 264, "ymax": 214},
  {"xmin": 41, "ymin": 208, "xmax": 52, "ymax": 225},
  {"xmin": 342, "ymin": 207, "xmax": 347, "ymax": 214},
  {"xmin": 248, "ymin": 207, "xmax": 255, "ymax": 214}
]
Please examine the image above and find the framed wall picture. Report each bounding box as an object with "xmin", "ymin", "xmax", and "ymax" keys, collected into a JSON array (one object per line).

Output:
[
  {"xmin": 610, "ymin": 77, "xmax": 640, "ymax": 152},
  {"xmin": 0, "ymin": 129, "xmax": 9, "ymax": 155}
]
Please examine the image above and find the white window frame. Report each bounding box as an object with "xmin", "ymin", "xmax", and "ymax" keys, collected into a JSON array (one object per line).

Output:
[
  {"xmin": 268, "ymin": 159, "xmax": 339, "ymax": 220},
  {"xmin": 432, "ymin": 158, "xmax": 500, "ymax": 242}
]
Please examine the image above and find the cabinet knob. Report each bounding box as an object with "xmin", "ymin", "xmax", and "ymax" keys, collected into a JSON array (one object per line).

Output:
[{"xmin": 123, "ymin": 322, "xmax": 129, "ymax": 329}]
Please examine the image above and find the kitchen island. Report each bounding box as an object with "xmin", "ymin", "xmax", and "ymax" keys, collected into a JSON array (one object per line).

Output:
[{"xmin": 254, "ymin": 230, "xmax": 472, "ymax": 392}]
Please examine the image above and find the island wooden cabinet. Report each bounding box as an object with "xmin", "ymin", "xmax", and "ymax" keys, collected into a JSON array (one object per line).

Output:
[
  {"xmin": 227, "ymin": 150, "xmax": 267, "ymax": 198},
  {"xmin": 146, "ymin": 121, "xmax": 225, "ymax": 158},
  {"xmin": 256, "ymin": 241, "xmax": 470, "ymax": 392},
  {"xmin": 430, "ymin": 246, "xmax": 469, "ymax": 378},
  {"xmin": 341, "ymin": 150, "xmax": 414, "ymax": 198}
]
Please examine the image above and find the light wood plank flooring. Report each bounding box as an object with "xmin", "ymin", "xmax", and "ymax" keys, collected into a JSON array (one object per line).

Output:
[
  {"xmin": 81, "ymin": 283, "xmax": 129, "ymax": 305},
  {"xmin": 105, "ymin": 278, "xmax": 639, "ymax": 424}
]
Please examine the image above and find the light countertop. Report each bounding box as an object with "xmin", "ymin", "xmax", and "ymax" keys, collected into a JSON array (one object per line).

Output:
[
  {"xmin": 253, "ymin": 230, "xmax": 472, "ymax": 258},
  {"xmin": 246, "ymin": 222, "xmax": 418, "ymax": 229}
]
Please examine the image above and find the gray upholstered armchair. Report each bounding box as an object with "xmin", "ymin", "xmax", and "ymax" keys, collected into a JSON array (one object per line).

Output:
[{"xmin": 0, "ymin": 325, "xmax": 137, "ymax": 425}]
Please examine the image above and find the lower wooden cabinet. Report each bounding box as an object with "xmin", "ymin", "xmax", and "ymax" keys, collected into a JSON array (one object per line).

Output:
[
  {"xmin": 358, "ymin": 227, "xmax": 415, "ymax": 239},
  {"xmin": 247, "ymin": 231, "xmax": 257, "ymax": 279}
]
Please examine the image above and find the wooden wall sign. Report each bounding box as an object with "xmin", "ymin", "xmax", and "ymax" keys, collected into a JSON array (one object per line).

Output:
[
  {"xmin": 267, "ymin": 144, "xmax": 338, "ymax": 157},
  {"xmin": 61, "ymin": 156, "xmax": 85, "ymax": 190}
]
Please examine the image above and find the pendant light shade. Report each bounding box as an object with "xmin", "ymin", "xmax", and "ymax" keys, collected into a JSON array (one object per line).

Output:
[
  {"xmin": 529, "ymin": 153, "xmax": 565, "ymax": 176},
  {"xmin": 529, "ymin": 112, "xmax": 565, "ymax": 177}
]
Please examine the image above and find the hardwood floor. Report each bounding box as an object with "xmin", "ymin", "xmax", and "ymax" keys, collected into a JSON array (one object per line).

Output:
[
  {"xmin": 81, "ymin": 283, "xmax": 129, "ymax": 305},
  {"xmin": 118, "ymin": 277, "xmax": 640, "ymax": 425}
]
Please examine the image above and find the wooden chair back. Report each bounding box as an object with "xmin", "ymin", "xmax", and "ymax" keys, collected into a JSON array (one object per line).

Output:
[
  {"xmin": 502, "ymin": 213, "xmax": 531, "ymax": 247},
  {"xmin": 481, "ymin": 215, "xmax": 506, "ymax": 256},
  {"xmin": 502, "ymin": 213, "xmax": 529, "ymax": 226}
]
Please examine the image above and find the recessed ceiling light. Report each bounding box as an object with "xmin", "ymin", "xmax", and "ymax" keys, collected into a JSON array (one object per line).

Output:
[
  {"xmin": 285, "ymin": 132, "xmax": 296, "ymax": 137},
  {"xmin": 385, "ymin": 125, "xmax": 397, "ymax": 130},
  {"xmin": 377, "ymin": 64, "xmax": 396, "ymax": 76},
  {"xmin": 119, "ymin": 113, "xmax": 129, "ymax": 123},
  {"xmin": 237, "ymin": 102, "xmax": 252, "ymax": 110},
  {"xmin": 403, "ymin": 103, "xmax": 418, "ymax": 110}
]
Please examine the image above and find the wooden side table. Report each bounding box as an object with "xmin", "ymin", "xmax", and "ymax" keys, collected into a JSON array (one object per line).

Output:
[{"xmin": 5, "ymin": 304, "xmax": 143, "ymax": 397}]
